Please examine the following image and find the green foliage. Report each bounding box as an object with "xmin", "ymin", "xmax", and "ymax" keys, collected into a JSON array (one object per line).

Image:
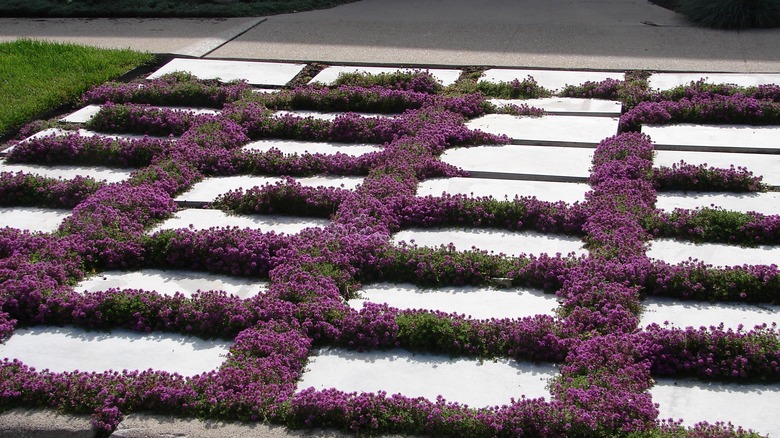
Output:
[
  {"xmin": 446, "ymin": 72, "xmax": 552, "ymax": 99},
  {"xmin": 376, "ymin": 245, "xmax": 520, "ymax": 287},
  {"xmin": 329, "ymin": 70, "xmax": 444, "ymax": 93},
  {"xmin": 678, "ymin": 0, "xmax": 780, "ymax": 28},
  {"xmin": 396, "ymin": 313, "xmax": 497, "ymax": 358},
  {"xmin": 0, "ymin": 39, "xmax": 152, "ymax": 135}
]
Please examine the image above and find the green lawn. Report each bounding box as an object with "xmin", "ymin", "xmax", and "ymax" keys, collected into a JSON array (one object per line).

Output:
[
  {"xmin": 0, "ymin": 0, "xmax": 357, "ymax": 18},
  {"xmin": 0, "ymin": 39, "xmax": 154, "ymax": 136}
]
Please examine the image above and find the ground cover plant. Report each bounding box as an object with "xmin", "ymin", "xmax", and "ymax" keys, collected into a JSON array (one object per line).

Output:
[
  {"xmin": 0, "ymin": 40, "xmax": 153, "ymax": 138},
  {"xmin": 0, "ymin": 68, "xmax": 778, "ymax": 437},
  {"xmin": 649, "ymin": 0, "xmax": 780, "ymax": 29},
  {"xmin": 0, "ymin": 0, "xmax": 358, "ymax": 18}
]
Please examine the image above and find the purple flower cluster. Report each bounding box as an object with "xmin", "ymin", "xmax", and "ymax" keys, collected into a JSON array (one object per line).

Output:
[
  {"xmin": 653, "ymin": 161, "xmax": 766, "ymax": 192},
  {"xmin": 81, "ymin": 72, "xmax": 252, "ymax": 108},
  {"xmin": 87, "ymin": 103, "xmax": 205, "ymax": 137},
  {"xmin": 397, "ymin": 193, "xmax": 586, "ymax": 234},
  {"xmin": 620, "ymin": 94, "xmax": 780, "ymax": 131},
  {"xmin": 0, "ymin": 171, "xmax": 103, "ymax": 208},
  {"xmin": 6, "ymin": 131, "xmax": 171, "ymax": 168},
  {"xmin": 649, "ymin": 207, "xmax": 780, "ymax": 246},
  {"xmin": 211, "ymin": 177, "xmax": 351, "ymax": 218},
  {"xmin": 1, "ymin": 71, "xmax": 776, "ymax": 436}
]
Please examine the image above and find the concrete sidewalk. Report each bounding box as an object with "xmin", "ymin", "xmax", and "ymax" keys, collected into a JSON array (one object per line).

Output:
[{"xmin": 1, "ymin": 0, "xmax": 779, "ymax": 72}]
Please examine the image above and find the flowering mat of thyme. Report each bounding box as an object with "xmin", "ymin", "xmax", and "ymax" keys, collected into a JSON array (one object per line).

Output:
[{"xmin": 1, "ymin": 59, "xmax": 780, "ymax": 437}]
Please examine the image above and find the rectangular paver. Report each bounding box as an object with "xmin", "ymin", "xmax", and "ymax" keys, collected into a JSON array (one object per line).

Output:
[
  {"xmin": 651, "ymin": 379, "xmax": 780, "ymax": 437},
  {"xmin": 648, "ymin": 238, "xmax": 780, "ymax": 267},
  {"xmin": 148, "ymin": 58, "xmax": 306, "ymax": 87},
  {"xmin": 440, "ymin": 145, "xmax": 593, "ymax": 181},
  {"xmin": 0, "ymin": 162, "xmax": 134, "ymax": 183},
  {"xmin": 175, "ymin": 175, "xmax": 363, "ymax": 204},
  {"xmin": 297, "ymin": 348, "xmax": 558, "ymax": 407},
  {"xmin": 310, "ymin": 65, "xmax": 462, "ymax": 87},
  {"xmin": 151, "ymin": 209, "xmax": 329, "ymax": 235},
  {"xmin": 392, "ymin": 228, "xmax": 586, "ymax": 258},
  {"xmin": 243, "ymin": 139, "xmax": 382, "ymax": 157},
  {"xmin": 61, "ymin": 105, "xmax": 218, "ymax": 124},
  {"xmin": 466, "ymin": 114, "xmax": 619, "ymax": 147},
  {"xmin": 75, "ymin": 269, "xmax": 267, "ymax": 299},
  {"xmin": 0, "ymin": 207, "xmax": 69, "ymax": 233},
  {"xmin": 644, "ymin": 124, "xmax": 780, "ymax": 154},
  {"xmin": 649, "ymin": 73, "xmax": 780, "ymax": 91},
  {"xmin": 656, "ymin": 192, "xmax": 780, "ymax": 216},
  {"xmin": 481, "ymin": 69, "xmax": 624, "ymax": 92},
  {"xmin": 640, "ymin": 297, "xmax": 780, "ymax": 331},
  {"xmin": 350, "ymin": 283, "xmax": 558, "ymax": 320},
  {"xmin": 489, "ymin": 98, "xmax": 622, "ymax": 116},
  {"xmin": 655, "ymin": 149, "xmax": 780, "ymax": 187},
  {"xmin": 417, "ymin": 177, "xmax": 588, "ymax": 204},
  {"xmin": 274, "ymin": 110, "xmax": 395, "ymax": 121},
  {"xmin": 0, "ymin": 326, "xmax": 230, "ymax": 377}
]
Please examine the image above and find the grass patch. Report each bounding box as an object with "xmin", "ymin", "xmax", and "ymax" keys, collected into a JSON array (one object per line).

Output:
[
  {"xmin": 0, "ymin": 39, "xmax": 153, "ymax": 136},
  {"xmin": 0, "ymin": 0, "xmax": 358, "ymax": 18}
]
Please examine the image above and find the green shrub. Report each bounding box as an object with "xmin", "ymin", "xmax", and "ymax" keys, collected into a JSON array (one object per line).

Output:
[{"xmin": 678, "ymin": 0, "xmax": 780, "ymax": 29}]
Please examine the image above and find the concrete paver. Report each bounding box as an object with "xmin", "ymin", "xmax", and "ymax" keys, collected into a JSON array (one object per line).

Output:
[
  {"xmin": 392, "ymin": 228, "xmax": 586, "ymax": 258},
  {"xmin": 466, "ymin": 114, "xmax": 619, "ymax": 146},
  {"xmin": 644, "ymin": 124, "xmax": 780, "ymax": 154},
  {"xmin": 75, "ymin": 269, "xmax": 267, "ymax": 298},
  {"xmin": 0, "ymin": 326, "xmax": 230, "ymax": 376},
  {"xmin": 148, "ymin": 58, "xmax": 305, "ymax": 86},
  {"xmin": 310, "ymin": 65, "xmax": 461, "ymax": 86},
  {"xmin": 298, "ymin": 348, "xmax": 558, "ymax": 408},
  {"xmin": 0, "ymin": 207, "xmax": 70, "ymax": 233},
  {"xmin": 350, "ymin": 283, "xmax": 558, "ymax": 319},
  {"xmin": 243, "ymin": 139, "xmax": 382, "ymax": 156},
  {"xmin": 651, "ymin": 380, "xmax": 780, "ymax": 437},
  {"xmin": 151, "ymin": 209, "xmax": 329, "ymax": 234}
]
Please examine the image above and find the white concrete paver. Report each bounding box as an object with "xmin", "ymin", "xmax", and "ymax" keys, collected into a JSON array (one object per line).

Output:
[
  {"xmin": 274, "ymin": 110, "xmax": 395, "ymax": 121},
  {"xmin": 489, "ymin": 98, "xmax": 622, "ymax": 116},
  {"xmin": 416, "ymin": 177, "xmax": 588, "ymax": 204},
  {"xmin": 297, "ymin": 348, "xmax": 559, "ymax": 407},
  {"xmin": 480, "ymin": 69, "xmax": 624, "ymax": 92},
  {"xmin": 648, "ymin": 239, "xmax": 780, "ymax": 267},
  {"xmin": 641, "ymin": 297, "xmax": 780, "ymax": 331},
  {"xmin": 60, "ymin": 105, "xmax": 102, "ymax": 123},
  {"xmin": 61, "ymin": 105, "xmax": 218, "ymax": 124},
  {"xmin": 654, "ymin": 149, "xmax": 780, "ymax": 187},
  {"xmin": 656, "ymin": 192, "xmax": 780, "ymax": 216},
  {"xmin": 648, "ymin": 73, "xmax": 780, "ymax": 91},
  {"xmin": 148, "ymin": 58, "xmax": 306, "ymax": 87},
  {"xmin": 349, "ymin": 283, "xmax": 558, "ymax": 319},
  {"xmin": 392, "ymin": 228, "xmax": 586, "ymax": 258},
  {"xmin": 440, "ymin": 145, "xmax": 593, "ymax": 180},
  {"xmin": 0, "ymin": 162, "xmax": 133, "ymax": 183},
  {"xmin": 175, "ymin": 175, "xmax": 363, "ymax": 204},
  {"xmin": 466, "ymin": 114, "xmax": 619, "ymax": 146},
  {"xmin": 0, "ymin": 326, "xmax": 230, "ymax": 377},
  {"xmin": 151, "ymin": 209, "xmax": 329, "ymax": 234},
  {"xmin": 310, "ymin": 65, "xmax": 462, "ymax": 87},
  {"xmin": 651, "ymin": 379, "xmax": 780, "ymax": 437},
  {"xmin": 75, "ymin": 269, "xmax": 267, "ymax": 299},
  {"xmin": 0, "ymin": 207, "xmax": 69, "ymax": 233},
  {"xmin": 243, "ymin": 139, "xmax": 382, "ymax": 157},
  {"xmin": 644, "ymin": 124, "xmax": 780, "ymax": 153}
]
